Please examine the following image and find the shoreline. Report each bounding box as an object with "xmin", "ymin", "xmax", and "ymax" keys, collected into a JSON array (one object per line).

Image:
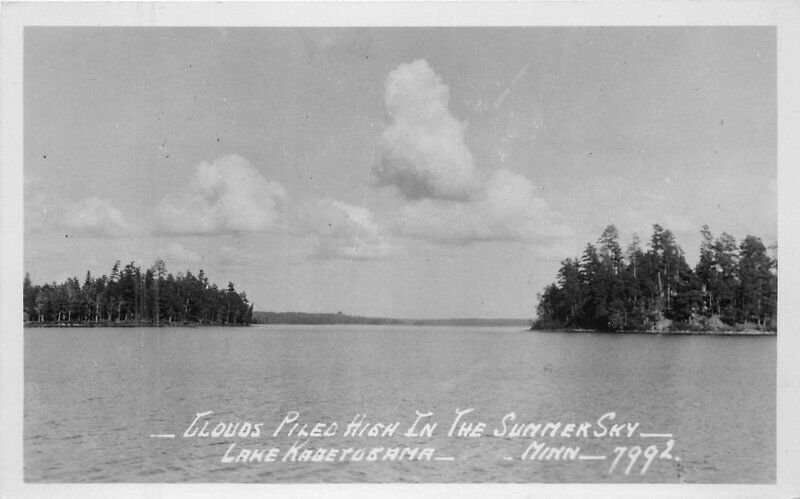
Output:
[
  {"xmin": 24, "ymin": 322, "xmax": 775, "ymax": 336},
  {"xmin": 23, "ymin": 322, "xmax": 251, "ymax": 328},
  {"xmin": 530, "ymin": 327, "xmax": 775, "ymax": 336}
]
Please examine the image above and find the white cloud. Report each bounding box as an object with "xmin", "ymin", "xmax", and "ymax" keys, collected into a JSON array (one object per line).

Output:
[
  {"xmin": 305, "ymin": 199, "xmax": 395, "ymax": 260},
  {"xmin": 374, "ymin": 59, "xmax": 482, "ymax": 201},
  {"xmin": 62, "ymin": 197, "xmax": 133, "ymax": 237},
  {"xmin": 161, "ymin": 242, "xmax": 202, "ymax": 265},
  {"xmin": 375, "ymin": 60, "xmax": 572, "ymax": 246},
  {"xmin": 399, "ymin": 169, "xmax": 572, "ymax": 244},
  {"xmin": 24, "ymin": 194, "xmax": 53, "ymax": 236},
  {"xmin": 198, "ymin": 244, "xmax": 262, "ymax": 272},
  {"xmin": 155, "ymin": 154, "xmax": 286, "ymax": 235},
  {"xmin": 763, "ymin": 176, "xmax": 777, "ymax": 238}
]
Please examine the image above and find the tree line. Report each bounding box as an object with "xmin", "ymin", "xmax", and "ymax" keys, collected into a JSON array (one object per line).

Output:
[
  {"xmin": 534, "ymin": 224, "xmax": 777, "ymax": 332},
  {"xmin": 252, "ymin": 311, "xmax": 403, "ymax": 325},
  {"xmin": 23, "ymin": 260, "xmax": 253, "ymax": 326}
]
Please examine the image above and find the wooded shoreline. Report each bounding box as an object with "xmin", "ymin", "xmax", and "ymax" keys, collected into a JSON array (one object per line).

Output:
[{"xmin": 529, "ymin": 327, "xmax": 775, "ymax": 336}]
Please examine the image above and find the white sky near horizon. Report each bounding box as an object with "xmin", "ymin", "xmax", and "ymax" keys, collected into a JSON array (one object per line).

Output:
[{"xmin": 23, "ymin": 27, "xmax": 776, "ymax": 319}]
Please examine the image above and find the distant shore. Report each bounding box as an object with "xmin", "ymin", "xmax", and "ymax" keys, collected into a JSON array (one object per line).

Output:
[{"xmin": 252, "ymin": 311, "xmax": 530, "ymax": 328}]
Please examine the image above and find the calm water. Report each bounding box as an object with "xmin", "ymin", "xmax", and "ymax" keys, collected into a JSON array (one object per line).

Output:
[{"xmin": 24, "ymin": 325, "xmax": 775, "ymax": 483}]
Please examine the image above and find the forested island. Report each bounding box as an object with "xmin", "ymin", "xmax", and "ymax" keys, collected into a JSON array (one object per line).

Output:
[
  {"xmin": 23, "ymin": 260, "xmax": 254, "ymax": 326},
  {"xmin": 533, "ymin": 224, "xmax": 777, "ymax": 334}
]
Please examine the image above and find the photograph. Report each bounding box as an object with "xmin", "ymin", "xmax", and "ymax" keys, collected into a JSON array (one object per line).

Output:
[{"xmin": 2, "ymin": 2, "xmax": 799, "ymax": 498}]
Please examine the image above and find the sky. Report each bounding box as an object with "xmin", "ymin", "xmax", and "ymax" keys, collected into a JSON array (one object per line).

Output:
[{"xmin": 23, "ymin": 27, "xmax": 776, "ymax": 319}]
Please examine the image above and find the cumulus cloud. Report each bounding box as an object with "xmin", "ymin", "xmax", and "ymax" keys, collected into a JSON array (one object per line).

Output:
[
  {"xmin": 399, "ymin": 169, "xmax": 571, "ymax": 244},
  {"xmin": 376, "ymin": 60, "xmax": 572, "ymax": 245},
  {"xmin": 155, "ymin": 154, "xmax": 286, "ymax": 235},
  {"xmin": 374, "ymin": 59, "xmax": 482, "ymax": 201},
  {"xmin": 161, "ymin": 242, "xmax": 202, "ymax": 265},
  {"xmin": 763, "ymin": 176, "xmax": 777, "ymax": 237},
  {"xmin": 304, "ymin": 199, "xmax": 395, "ymax": 260},
  {"xmin": 62, "ymin": 197, "xmax": 133, "ymax": 237}
]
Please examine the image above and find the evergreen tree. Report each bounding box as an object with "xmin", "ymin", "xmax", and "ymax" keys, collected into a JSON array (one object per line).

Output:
[
  {"xmin": 738, "ymin": 236, "xmax": 774, "ymax": 326},
  {"xmin": 695, "ymin": 225, "xmax": 716, "ymax": 316},
  {"xmin": 713, "ymin": 233, "xmax": 740, "ymax": 323}
]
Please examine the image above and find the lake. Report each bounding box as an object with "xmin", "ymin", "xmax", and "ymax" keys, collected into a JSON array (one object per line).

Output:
[{"xmin": 24, "ymin": 325, "xmax": 775, "ymax": 483}]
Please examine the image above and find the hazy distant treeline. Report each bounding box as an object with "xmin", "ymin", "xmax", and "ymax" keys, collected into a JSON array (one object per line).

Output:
[
  {"xmin": 406, "ymin": 318, "xmax": 530, "ymax": 327},
  {"xmin": 24, "ymin": 260, "xmax": 253, "ymax": 325},
  {"xmin": 252, "ymin": 312, "xmax": 529, "ymax": 327},
  {"xmin": 534, "ymin": 224, "xmax": 777, "ymax": 332},
  {"xmin": 252, "ymin": 311, "xmax": 402, "ymax": 325}
]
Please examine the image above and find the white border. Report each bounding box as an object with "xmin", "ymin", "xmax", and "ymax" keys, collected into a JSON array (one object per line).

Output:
[{"xmin": 2, "ymin": 2, "xmax": 799, "ymax": 498}]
